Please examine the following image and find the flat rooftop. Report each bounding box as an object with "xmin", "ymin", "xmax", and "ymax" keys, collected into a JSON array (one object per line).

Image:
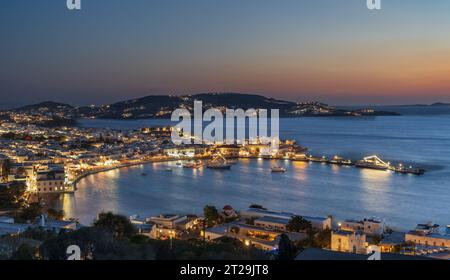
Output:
[
  {"xmin": 255, "ymin": 216, "xmax": 290, "ymax": 224},
  {"xmin": 333, "ymin": 230, "xmax": 361, "ymax": 236},
  {"xmin": 380, "ymin": 231, "xmax": 405, "ymax": 245},
  {"xmin": 0, "ymin": 222, "xmax": 30, "ymax": 236},
  {"xmin": 243, "ymin": 208, "xmax": 329, "ymax": 222},
  {"xmin": 407, "ymin": 231, "xmax": 450, "ymax": 240}
]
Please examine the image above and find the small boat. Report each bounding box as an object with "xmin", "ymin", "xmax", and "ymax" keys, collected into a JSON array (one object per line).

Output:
[
  {"xmin": 183, "ymin": 160, "xmax": 203, "ymax": 169},
  {"xmin": 207, "ymin": 154, "xmax": 231, "ymax": 170},
  {"xmin": 141, "ymin": 173, "xmax": 148, "ymax": 176},
  {"xmin": 330, "ymin": 156, "xmax": 353, "ymax": 166},
  {"xmin": 309, "ymin": 155, "xmax": 329, "ymax": 163},
  {"xmin": 165, "ymin": 168, "xmax": 173, "ymax": 172},
  {"xmin": 271, "ymin": 166, "xmax": 287, "ymax": 173},
  {"xmin": 394, "ymin": 164, "xmax": 425, "ymax": 175}
]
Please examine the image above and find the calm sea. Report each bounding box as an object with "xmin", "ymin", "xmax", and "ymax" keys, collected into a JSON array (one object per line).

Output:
[{"xmin": 55, "ymin": 106, "xmax": 450, "ymax": 230}]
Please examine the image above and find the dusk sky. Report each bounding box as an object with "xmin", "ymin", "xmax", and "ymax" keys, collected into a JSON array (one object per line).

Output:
[{"xmin": 1, "ymin": 0, "xmax": 450, "ymax": 108}]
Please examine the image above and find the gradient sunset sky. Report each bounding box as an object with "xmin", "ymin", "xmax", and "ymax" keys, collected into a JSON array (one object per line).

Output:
[{"xmin": 1, "ymin": 0, "xmax": 450, "ymax": 107}]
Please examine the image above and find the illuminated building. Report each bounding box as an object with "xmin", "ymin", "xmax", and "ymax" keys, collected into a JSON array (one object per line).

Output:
[
  {"xmin": 331, "ymin": 230, "xmax": 367, "ymax": 254},
  {"xmin": 340, "ymin": 218, "xmax": 385, "ymax": 236},
  {"xmin": 27, "ymin": 167, "xmax": 72, "ymax": 193}
]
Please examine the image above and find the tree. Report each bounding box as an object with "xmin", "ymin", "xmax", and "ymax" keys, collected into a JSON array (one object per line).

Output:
[
  {"xmin": 278, "ymin": 234, "xmax": 297, "ymax": 260},
  {"xmin": 0, "ymin": 182, "xmax": 26, "ymax": 209},
  {"xmin": 47, "ymin": 208, "xmax": 65, "ymax": 221},
  {"xmin": 93, "ymin": 212, "xmax": 137, "ymax": 239},
  {"xmin": 11, "ymin": 244, "xmax": 36, "ymax": 260},
  {"xmin": 313, "ymin": 229, "xmax": 331, "ymax": 248},
  {"xmin": 286, "ymin": 216, "xmax": 312, "ymax": 232},
  {"xmin": 371, "ymin": 234, "xmax": 383, "ymax": 245},
  {"xmin": 40, "ymin": 227, "xmax": 116, "ymax": 260},
  {"xmin": 19, "ymin": 202, "xmax": 42, "ymax": 222},
  {"xmin": 203, "ymin": 205, "xmax": 220, "ymax": 227},
  {"xmin": 249, "ymin": 204, "xmax": 267, "ymax": 210}
]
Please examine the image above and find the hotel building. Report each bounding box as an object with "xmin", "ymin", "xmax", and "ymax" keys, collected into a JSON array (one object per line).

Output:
[
  {"xmin": 27, "ymin": 167, "xmax": 72, "ymax": 193},
  {"xmin": 331, "ymin": 230, "xmax": 367, "ymax": 254}
]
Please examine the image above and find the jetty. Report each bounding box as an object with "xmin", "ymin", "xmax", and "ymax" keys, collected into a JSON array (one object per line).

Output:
[{"xmin": 292, "ymin": 154, "xmax": 425, "ymax": 175}]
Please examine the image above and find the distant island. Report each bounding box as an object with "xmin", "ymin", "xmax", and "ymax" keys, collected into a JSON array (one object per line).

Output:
[
  {"xmin": 399, "ymin": 102, "xmax": 450, "ymax": 107},
  {"xmin": 0, "ymin": 93, "xmax": 400, "ymax": 125}
]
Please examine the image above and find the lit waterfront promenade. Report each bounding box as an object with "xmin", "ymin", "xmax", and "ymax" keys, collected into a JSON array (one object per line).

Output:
[{"xmin": 68, "ymin": 152, "xmax": 426, "ymax": 192}]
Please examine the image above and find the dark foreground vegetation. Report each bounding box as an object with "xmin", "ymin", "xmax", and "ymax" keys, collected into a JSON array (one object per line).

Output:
[{"xmin": 0, "ymin": 209, "xmax": 333, "ymax": 260}]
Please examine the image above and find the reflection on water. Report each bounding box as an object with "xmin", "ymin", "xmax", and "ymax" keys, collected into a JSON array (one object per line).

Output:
[
  {"xmin": 60, "ymin": 115, "xmax": 450, "ymax": 229},
  {"xmin": 358, "ymin": 169, "xmax": 392, "ymax": 215},
  {"xmin": 54, "ymin": 159, "xmax": 449, "ymax": 230}
]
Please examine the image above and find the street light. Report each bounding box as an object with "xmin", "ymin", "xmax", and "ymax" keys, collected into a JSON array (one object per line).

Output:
[{"xmin": 169, "ymin": 230, "xmax": 175, "ymax": 250}]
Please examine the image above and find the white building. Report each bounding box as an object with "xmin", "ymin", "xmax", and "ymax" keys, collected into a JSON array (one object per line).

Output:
[
  {"xmin": 405, "ymin": 232, "xmax": 450, "ymax": 249},
  {"xmin": 254, "ymin": 216, "xmax": 290, "ymax": 232},
  {"xmin": 27, "ymin": 167, "xmax": 72, "ymax": 193},
  {"xmin": 340, "ymin": 218, "xmax": 385, "ymax": 236},
  {"xmin": 148, "ymin": 214, "xmax": 189, "ymax": 229},
  {"xmin": 240, "ymin": 208, "xmax": 332, "ymax": 230},
  {"xmin": 148, "ymin": 214, "xmax": 198, "ymax": 239},
  {"xmin": 405, "ymin": 223, "xmax": 450, "ymax": 249},
  {"xmin": 331, "ymin": 230, "xmax": 367, "ymax": 254},
  {"xmin": 204, "ymin": 221, "xmax": 307, "ymax": 251}
]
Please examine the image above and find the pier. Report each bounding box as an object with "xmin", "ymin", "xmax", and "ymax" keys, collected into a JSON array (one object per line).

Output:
[{"xmin": 290, "ymin": 154, "xmax": 425, "ymax": 175}]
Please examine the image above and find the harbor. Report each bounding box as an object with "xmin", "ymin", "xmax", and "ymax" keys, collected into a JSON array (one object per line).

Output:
[
  {"xmin": 55, "ymin": 156, "xmax": 444, "ymax": 229},
  {"xmin": 43, "ymin": 114, "xmax": 449, "ymax": 230},
  {"xmin": 180, "ymin": 153, "xmax": 426, "ymax": 176}
]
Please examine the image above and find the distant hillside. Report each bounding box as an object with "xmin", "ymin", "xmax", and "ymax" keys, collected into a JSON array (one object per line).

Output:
[
  {"xmin": 77, "ymin": 93, "xmax": 297, "ymax": 119},
  {"xmin": 394, "ymin": 102, "xmax": 450, "ymax": 107},
  {"xmin": 13, "ymin": 101, "xmax": 74, "ymax": 113},
  {"xmin": 430, "ymin": 102, "xmax": 450, "ymax": 107},
  {"xmin": 75, "ymin": 93, "xmax": 400, "ymax": 119},
  {"xmin": 4, "ymin": 93, "xmax": 400, "ymax": 120}
]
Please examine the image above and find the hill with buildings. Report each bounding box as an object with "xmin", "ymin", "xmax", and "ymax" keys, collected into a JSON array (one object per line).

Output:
[{"xmin": 2, "ymin": 93, "xmax": 400, "ymax": 121}]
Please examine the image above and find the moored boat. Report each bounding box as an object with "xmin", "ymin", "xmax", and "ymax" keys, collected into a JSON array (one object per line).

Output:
[
  {"xmin": 308, "ymin": 155, "xmax": 329, "ymax": 163},
  {"xmin": 330, "ymin": 155, "xmax": 353, "ymax": 166},
  {"xmin": 271, "ymin": 166, "xmax": 287, "ymax": 173},
  {"xmin": 207, "ymin": 154, "xmax": 231, "ymax": 170},
  {"xmin": 355, "ymin": 155, "xmax": 390, "ymax": 171},
  {"xmin": 394, "ymin": 164, "xmax": 425, "ymax": 175},
  {"xmin": 183, "ymin": 160, "xmax": 203, "ymax": 169}
]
